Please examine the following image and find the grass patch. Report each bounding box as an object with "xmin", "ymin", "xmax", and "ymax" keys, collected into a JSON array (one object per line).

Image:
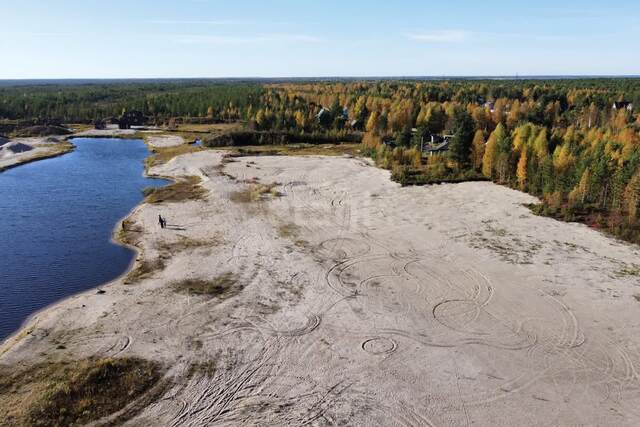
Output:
[
  {"xmin": 277, "ymin": 222, "xmax": 301, "ymax": 239},
  {"xmin": 144, "ymin": 144, "xmax": 202, "ymax": 169},
  {"xmin": 616, "ymin": 264, "xmax": 640, "ymax": 277},
  {"xmin": 0, "ymin": 357, "xmax": 163, "ymax": 426},
  {"xmin": 187, "ymin": 360, "xmax": 217, "ymax": 378},
  {"xmin": 158, "ymin": 235, "xmax": 221, "ymax": 253},
  {"xmin": 175, "ymin": 122, "xmax": 244, "ymax": 134},
  {"xmin": 230, "ymin": 182, "xmax": 280, "ymax": 203},
  {"xmin": 145, "ymin": 176, "xmax": 207, "ymax": 204},
  {"xmin": 172, "ymin": 272, "xmax": 242, "ymax": 299},
  {"xmin": 124, "ymin": 258, "xmax": 165, "ymax": 284},
  {"xmin": 220, "ymin": 143, "xmax": 361, "ymax": 157}
]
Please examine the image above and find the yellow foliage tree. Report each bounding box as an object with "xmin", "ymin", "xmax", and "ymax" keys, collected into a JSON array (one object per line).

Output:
[
  {"xmin": 471, "ymin": 130, "xmax": 485, "ymax": 170},
  {"xmin": 294, "ymin": 110, "xmax": 306, "ymax": 129},
  {"xmin": 512, "ymin": 124, "xmax": 532, "ymax": 153},
  {"xmin": 506, "ymin": 100, "xmax": 521, "ymax": 128},
  {"xmin": 553, "ymin": 144, "xmax": 575, "ymax": 172},
  {"xmin": 366, "ymin": 111, "xmax": 380, "ymax": 132},
  {"xmin": 532, "ymin": 128, "xmax": 549, "ymax": 162},
  {"xmin": 482, "ymin": 124, "xmax": 505, "ymax": 178},
  {"xmin": 624, "ymin": 171, "xmax": 640, "ymax": 222},
  {"xmin": 517, "ymin": 150, "xmax": 528, "ymax": 190},
  {"xmin": 577, "ymin": 168, "xmax": 591, "ymax": 204},
  {"xmin": 362, "ymin": 132, "xmax": 382, "ymax": 150}
]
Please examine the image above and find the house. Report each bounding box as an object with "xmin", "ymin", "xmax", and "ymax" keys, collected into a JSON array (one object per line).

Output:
[
  {"xmin": 483, "ymin": 101, "xmax": 495, "ymax": 113},
  {"xmin": 423, "ymin": 140, "xmax": 450, "ymax": 155},
  {"xmin": 382, "ymin": 139, "xmax": 396, "ymax": 148},
  {"xmin": 118, "ymin": 110, "xmax": 146, "ymax": 130},
  {"xmin": 613, "ymin": 101, "xmax": 634, "ymax": 111},
  {"xmin": 316, "ymin": 107, "xmax": 331, "ymax": 121},
  {"xmin": 422, "ymin": 134, "xmax": 454, "ymax": 156}
]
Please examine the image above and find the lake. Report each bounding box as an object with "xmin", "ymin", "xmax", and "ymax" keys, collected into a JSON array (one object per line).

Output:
[{"xmin": 0, "ymin": 138, "xmax": 167, "ymax": 342}]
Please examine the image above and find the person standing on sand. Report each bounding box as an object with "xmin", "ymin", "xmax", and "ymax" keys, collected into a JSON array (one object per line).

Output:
[{"xmin": 158, "ymin": 214, "xmax": 165, "ymax": 229}]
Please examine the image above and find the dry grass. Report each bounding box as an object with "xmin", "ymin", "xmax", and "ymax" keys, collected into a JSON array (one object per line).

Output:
[
  {"xmin": 276, "ymin": 222, "xmax": 309, "ymax": 248},
  {"xmin": 157, "ymin": 235, "xmax": 221, "ymax": 253},
  {"xmin": 187, "ymin": 360, "xmax": 217, "ymax": 378},
  {"xmin": 222, "ymin": 143, "xmax": 361, "ymax": 157},
  {"xmin": 0, "ymin": 358, "xmax": 163, "ymax": 426},
  {"xmin": 124, "ymin": 258, "xmax": 166, "ymax": 284},
  {"xmin": 172, "ymin": 272, "xmax": 242, "ymax": 299},
  {"xmin": 175, "ymin": 123, "xmax": 244, "ymax": 134},
  {"xmin": 66, "ymin": 123, "xmax": 94, "ymax": 133},
  {"xmin": 145, "ymin": 176, "xmax": 207, "ymax": 204},
  {"xmin": 0, "ymin": 326, "xmax": 35, "ymax": 359},
  {"xmin": 230, "ymin": 182, "xmax": 280, "ymax": 203},
  {"xmin": 277, "ymin": 222, "xmax": 301, "ymax": 238},
  {"xmin": 616, "ymin": 264, "xmax": 640, "ymax": 277},
  {"xmin": 145, "ymin": 144, "xmax": 202, "ymax": 169}
]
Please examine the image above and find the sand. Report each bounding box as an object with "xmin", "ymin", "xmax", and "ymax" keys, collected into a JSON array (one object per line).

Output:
[
  {"xmin": 0, "ymin": 137, "xmax": 73, "ymax": 172},
  {"xmin": 3, "ymin": 152, "xmax": 640, "ymax": 425},
  {"xmin": 146, "ymin": 135, "xmax": 186, "ymax": 148},
  {"xmin": 74, "ymin": 125, "xmax": 137, "ymax": 137}
]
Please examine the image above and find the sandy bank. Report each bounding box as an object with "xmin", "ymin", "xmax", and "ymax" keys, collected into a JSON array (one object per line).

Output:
[
  {"xmin": 73, "ymin": 126, "xmax": 138, "ymax": 138},
  {"xmin": 3, "ymin": 152, "xmax": 640, "ymax": 425},
  {"xmin": 0, "ymin": 137, "xmax": 73, "ymax": 172},
  {"xmin": 146, "ymin": 134, "xmax": 186, "ymax": 148}
]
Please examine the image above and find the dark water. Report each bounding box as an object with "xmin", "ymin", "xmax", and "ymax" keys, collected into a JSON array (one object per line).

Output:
[{"xmin": 0, "ymin": 138, "xmax": 167, "ymax": 341}]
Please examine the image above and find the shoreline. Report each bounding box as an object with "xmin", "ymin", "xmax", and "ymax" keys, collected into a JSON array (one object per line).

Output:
[
  {"xmin": 3, "ymin": 148, "xmax": 640, "ymax": 424},
  {"xmin": 0, "ymin": 140, "xmax": 75, "ymax": 173},
  {"xmin": 0, "ymin": 135, "xmax": 173, "ymax": 350}
]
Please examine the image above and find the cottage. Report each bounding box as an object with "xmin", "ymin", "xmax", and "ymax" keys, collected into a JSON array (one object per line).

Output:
[
  {"xmin": 382, "ymin": 139, "xmax": 396, "ymax": 148},
  {"xmin": 316, "ymin": 107, "xmax": 331, "ymax": 121},
  {"xmin": 118, "ymin": 110, "xmax": 146, "ymax": 130},
  {"xmin": 421, "ymin": 134, "xmax": 454, "ymax": 156},
  {"xmin": 613, "ymin": 101, "xmax": 634, "ymax": 111},
  {"xmin": 484, "ymin": 101, "xmax": 495, "ymax": 113},
  {"xmin": 423, "ymin": 140, "xmax": 450, "ymax": 156}
]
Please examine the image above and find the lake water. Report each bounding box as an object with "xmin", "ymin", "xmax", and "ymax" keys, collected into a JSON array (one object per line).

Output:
[{"xmin": 0, "ymin": 138, "xmax": 167, "ymax": 341}]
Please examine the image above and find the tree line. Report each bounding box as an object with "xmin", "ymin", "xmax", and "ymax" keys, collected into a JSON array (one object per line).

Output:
[{"xmin": 1, "ymin": 78, "xmax": 639, "ymax": 243}]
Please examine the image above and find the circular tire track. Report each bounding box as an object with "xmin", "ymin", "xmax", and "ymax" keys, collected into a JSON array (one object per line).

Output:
[{"xmin": 362, "ymin": 337, "xmax": 398, "ymax": 356}]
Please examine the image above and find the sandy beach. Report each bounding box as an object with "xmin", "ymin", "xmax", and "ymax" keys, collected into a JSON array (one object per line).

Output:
[
  {"xmin": 3, "ymin": 151, "xmax": 640, "ymax": 425},
  {"xmin": 0, "ymin": 137, "xmax": 73, "ymax": 172}
]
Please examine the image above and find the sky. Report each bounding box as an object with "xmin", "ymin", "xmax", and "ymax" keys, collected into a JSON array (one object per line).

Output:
[{"xmin": 0, "ymin": 0, "xmax": 639, "ymax": 79}]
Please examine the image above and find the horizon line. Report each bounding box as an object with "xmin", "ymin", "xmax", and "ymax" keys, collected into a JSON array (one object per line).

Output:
[{"xmin": 1, "ymin": 74, "xmax": 640, "ymax": 83}]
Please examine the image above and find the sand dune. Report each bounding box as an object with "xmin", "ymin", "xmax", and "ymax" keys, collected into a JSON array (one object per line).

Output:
[{"xmin": 3, "ymin": 152, "xmax": 640, "ymax": 425}]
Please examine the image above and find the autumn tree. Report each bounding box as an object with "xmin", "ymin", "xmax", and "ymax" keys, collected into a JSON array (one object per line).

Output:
[
  {"xmin": 517, "ymin": 150, "xmax": 528, "ymax": 190},
  {"xmin": 624, "ymin": 171, "xmax": 640, "ymax": 222},
  {"xmin": 482, "ymin": 123, "xmax": 506, "ymax": 178},
  {"xmin": 471, "ymin": 130, "xmax": 486, "ymax": 170},
  {"xmin": 448, "ymin": 110, "xmax": 475, "ymax": 167}
]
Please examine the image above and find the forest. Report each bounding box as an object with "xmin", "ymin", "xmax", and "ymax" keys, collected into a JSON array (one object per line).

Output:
[{"xmin": 2, "ymin": 78, "xmax": 640, "ymax": 243}]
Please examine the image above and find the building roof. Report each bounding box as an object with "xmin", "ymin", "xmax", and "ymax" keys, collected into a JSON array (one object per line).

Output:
[
  {"xmin": 613, "ymin": 101, "xmax": 632, "ymax": 109},
  {"xmin": 316, "ymin": 107, "xmax": 330, "ymax": 118},
  {"xmin": 423, "ymin": 140, "xmax": 450, "ymax": 153}
]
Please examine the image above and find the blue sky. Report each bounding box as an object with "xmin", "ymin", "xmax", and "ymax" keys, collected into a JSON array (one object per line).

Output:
[{"xmin": 1, "ymin": 0, "xmax": 639, "ymax": 78}]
